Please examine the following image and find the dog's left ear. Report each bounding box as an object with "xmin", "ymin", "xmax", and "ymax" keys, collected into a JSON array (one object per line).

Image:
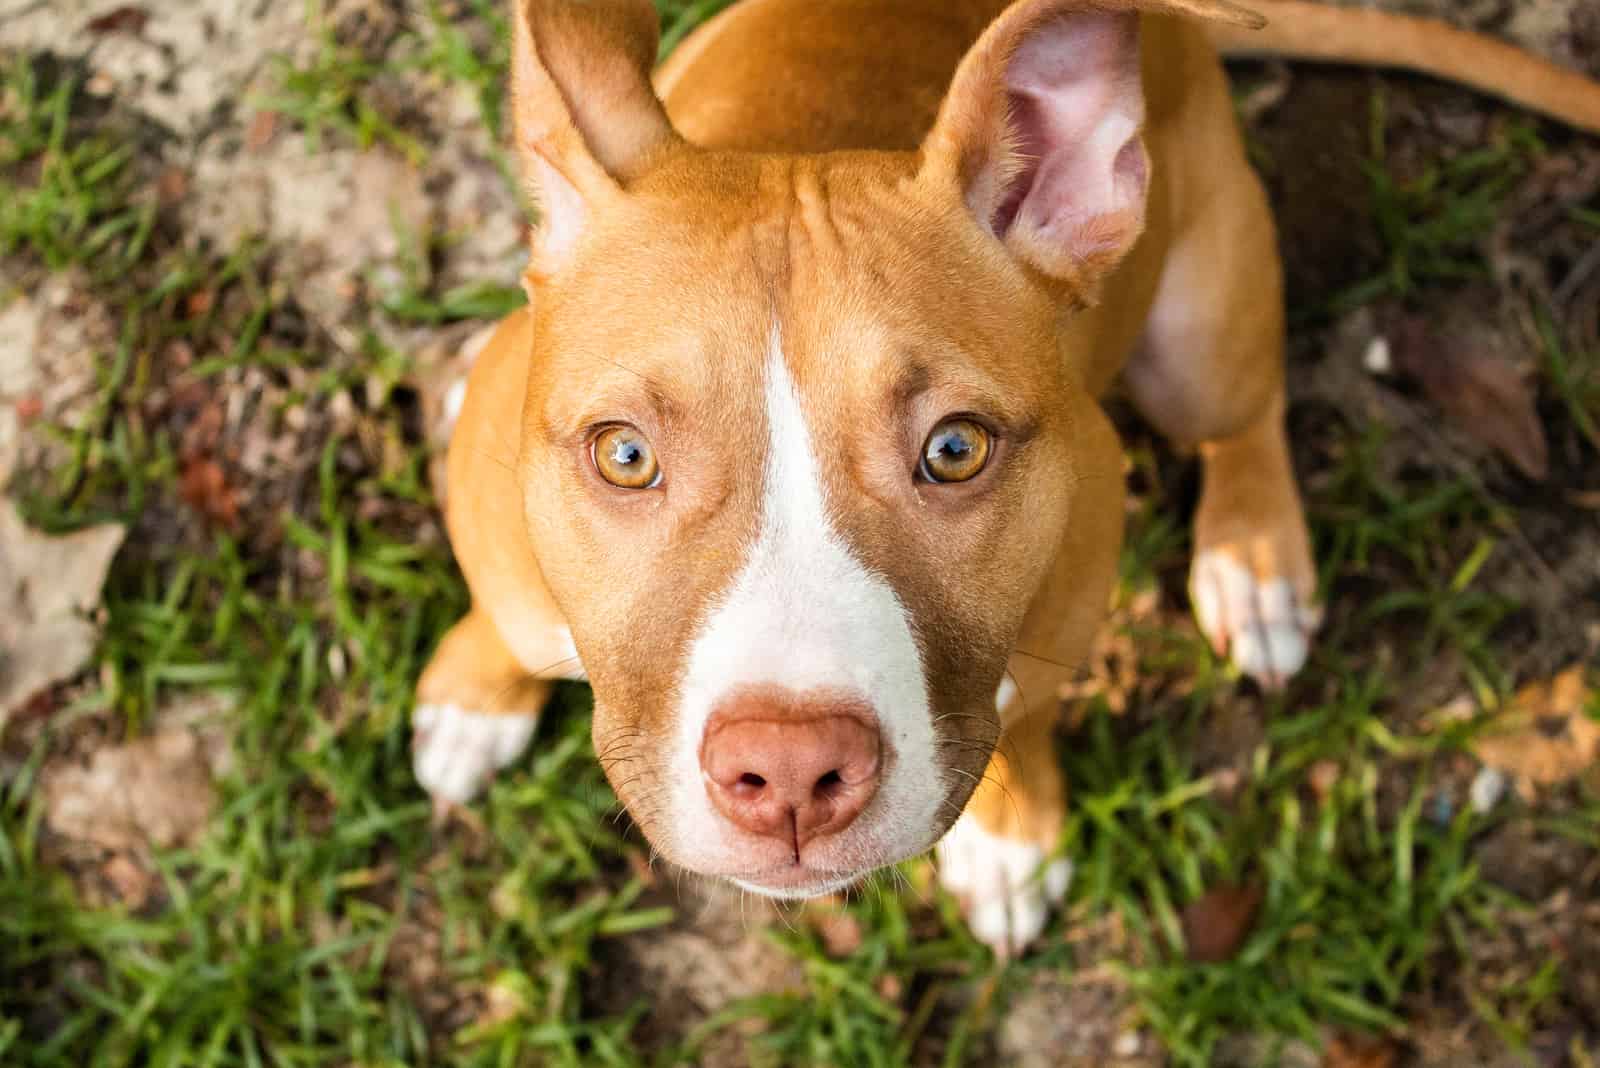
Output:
[
  {"xmin": 511, "ymin": 0, "xmax": 682, "ymax": 278},
  {"xmin": 920, "ymin": 0, "xmax": 1262, "ymax": 292}
]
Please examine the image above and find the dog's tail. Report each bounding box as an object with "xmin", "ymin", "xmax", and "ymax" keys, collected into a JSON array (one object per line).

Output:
[{"xmin": 1209, "ymin": 1, "xmax": 1600, "ymax": 135}]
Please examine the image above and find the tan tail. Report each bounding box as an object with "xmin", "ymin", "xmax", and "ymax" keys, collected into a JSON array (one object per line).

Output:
[{"xmin": 1210, "ymin": 0, "xmax": 1600, "ymax": 135}]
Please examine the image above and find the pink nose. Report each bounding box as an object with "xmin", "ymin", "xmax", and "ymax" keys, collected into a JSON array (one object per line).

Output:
[{"xmin": 700, "ymin": 692, "xmax": 882, "ymax": 851}]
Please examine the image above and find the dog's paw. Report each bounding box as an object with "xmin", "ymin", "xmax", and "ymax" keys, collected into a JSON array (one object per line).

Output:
[
  {"xmin": 412, "ymin": 703, "xmax": 538, "ymax": 803},
  {"xmin": 1190, "ymin": 546, "xmax": 1321, "ymax": 690},
  {"xmin": 936, "ymin": 813, "xmax": 1073, "ymax": 958}
]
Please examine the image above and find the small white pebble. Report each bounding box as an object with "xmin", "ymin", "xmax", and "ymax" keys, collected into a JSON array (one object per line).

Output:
[
  {"xmin": 1470, "ymin": 766, "xmax": 1508, "ymax": 814},
  {"xmin": 1113, "ymin": 1031, "xmax": 1142, "ymax": 1058},
  {"xmin": 1363, "ymin": 336, "xmax": 1393, "ymax": 375}
]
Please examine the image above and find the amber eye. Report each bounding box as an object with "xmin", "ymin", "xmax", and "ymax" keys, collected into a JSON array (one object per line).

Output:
[
  {"xmin": 920, "ymin": 418, "xmax": 991, "ymax": 483},
  {"xmin": 592, "ymin": 425, "xmax": 660, "ymax": 489}
]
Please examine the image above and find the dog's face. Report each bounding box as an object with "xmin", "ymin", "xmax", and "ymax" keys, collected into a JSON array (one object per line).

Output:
[
  {"xmin": 506, "ymin": 0, "xmax": 1164, "ymax": 894},
  {"xmin": 521, "ymin": 154, "xmax": 1087, "ymax": 891}
]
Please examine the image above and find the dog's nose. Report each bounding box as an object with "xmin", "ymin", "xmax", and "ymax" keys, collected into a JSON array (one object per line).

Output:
[{"xmin": 700, "ymin": 695, "xmax": 882, "ymax": 851}]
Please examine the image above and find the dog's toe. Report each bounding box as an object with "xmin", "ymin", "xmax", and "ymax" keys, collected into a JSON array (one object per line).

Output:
[
  {"xmin": 412, "ymin": 703, "xmax": 538, "ymax": 803},
  {"xmin": 936, "ymin": 813, "xmax": 1072, "ymax": 958},
  {"xmin": 1190, "ymin": 548, "xmax": 1320, "ymax": 689}
]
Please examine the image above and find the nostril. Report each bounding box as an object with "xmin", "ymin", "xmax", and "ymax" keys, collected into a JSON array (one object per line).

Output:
[{"xmin": 701, "ymin": 701, "xmax": 883, "ymax": 845}]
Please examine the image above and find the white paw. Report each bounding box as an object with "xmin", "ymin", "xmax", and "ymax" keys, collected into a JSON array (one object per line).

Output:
[
  {"xmin": 412, "ymin": 703, "xmax": 538, "ymax": 803},
  {"xmin": 1190, "ymin": 550, "xmax": 1320, "ymax": 689},
  {"xmin": 936, "ymin": 813, "xmax": 1073, "ymax": 957}
]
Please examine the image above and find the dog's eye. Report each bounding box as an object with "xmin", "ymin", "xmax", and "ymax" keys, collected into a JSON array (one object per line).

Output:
[
  {"xmin": 592, "ymin": 425, "xmax": 661, "ymax": 489},
  {"xmin": 920, "ymin": 418, "xmax": 991, "ymax": 483}
]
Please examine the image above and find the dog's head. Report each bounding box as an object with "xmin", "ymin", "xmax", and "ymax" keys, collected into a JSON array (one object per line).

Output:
[{"xmin": 503, "ymin": 0, "xmax": 1246, "ymax": 895}]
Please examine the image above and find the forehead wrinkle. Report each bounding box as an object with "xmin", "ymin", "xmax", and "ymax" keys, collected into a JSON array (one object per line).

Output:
[{"xmin": 540, "ymin": 359, "xmax": 681, "ymax": 439}]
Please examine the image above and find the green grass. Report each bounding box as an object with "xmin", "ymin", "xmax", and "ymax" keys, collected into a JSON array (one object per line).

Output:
[
  {"xmin": 1063, "ymin": 678, "xmax": 1487, "ymax": 1060},
  {"xmin": 3, "ymin": 8, "xmax": 1598, "ymax": 1067},
  {"xmin": 0, "ymin": 58, "xmax": 156, "ymax": 279},
  {"xmin": 1324, "ymin": 91, "xmax": 1542, "ymax": 316}
]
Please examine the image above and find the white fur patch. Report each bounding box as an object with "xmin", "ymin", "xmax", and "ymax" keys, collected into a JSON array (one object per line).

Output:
[
  {"xmin": 413, "ymin": 703, "xmax": 539, "ymax": 803},
  {"xmin": 936, "ymin": 812, "xmax": 1073, "ymax": 956},
  {"xmin": 667, "ymin": 329, "xmax": 942, "ymax": 887},
  {"xmin": 995, "ymin": 675, "xmax": 1021, "ymax": 716},
  {"xmin": 1190, "ymin": 550, "xmax": 1317, "ymax": 689},
  {"xmin": 442, "ymin": 378, "xmax": 468, "ymax": 427}
]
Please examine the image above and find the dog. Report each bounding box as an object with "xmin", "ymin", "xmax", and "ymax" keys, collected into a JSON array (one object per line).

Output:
[{"xmin": 409, "ymin": 0, "xmax": 1600, "ymax": 954}]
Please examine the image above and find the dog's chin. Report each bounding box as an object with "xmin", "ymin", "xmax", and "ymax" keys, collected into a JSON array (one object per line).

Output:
[{"xmin": 730, "ymin": 871, "xmax": 865, "ymax": 900}]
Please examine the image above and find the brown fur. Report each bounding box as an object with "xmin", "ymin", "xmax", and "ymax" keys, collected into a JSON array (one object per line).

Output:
[{"xmin": 417, "ymin": 0, "xmax": 1599, "ymax": 928}]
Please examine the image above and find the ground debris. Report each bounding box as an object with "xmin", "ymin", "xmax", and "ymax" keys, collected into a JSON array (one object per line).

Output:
[
  {"xmin": 1389, "ymin": 314, "xmax": 1549, "ymax": 481},
  {"xmin": 1470, "ymin": 665, "xmax": 1599, "ymax": 794},
  {"xmin": 1321, "ymin": 1032, "xmax": 1401, "ymax": 1068},
  {"xmin": 0, "ymin": 499, "xmax": 125, "ymax": 728},
  {"xmin": 1181, "ymin": 880, "xmax": 1264, "ymax": 964},
  {"xmin": 41, "ymin": 725, "xmax": 217, "ymax": 852}
]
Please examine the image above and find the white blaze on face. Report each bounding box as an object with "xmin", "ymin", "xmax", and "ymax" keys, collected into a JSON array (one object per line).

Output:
[{"xmin": 667, "ymin": 329, "xmax": 944, "ymax": 891}]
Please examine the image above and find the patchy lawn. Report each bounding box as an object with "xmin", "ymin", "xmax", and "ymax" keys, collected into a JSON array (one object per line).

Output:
[{"xmin": 1, "ymin": 1, "xmax": 1597, "ymax": 1065}]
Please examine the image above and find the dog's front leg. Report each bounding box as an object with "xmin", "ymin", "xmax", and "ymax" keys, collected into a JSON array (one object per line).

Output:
[
  {"xmin": 937, "ymin": 704, "xmax": 1074, "ymax": 957},
  {"xmin": 411, "ymin": 609, "xmax": 566, "ymax": 805},
  {"xmin": 1127, "ymin": 134, "xmax": 1320, "ymax": 689},
  {"xmin": 937, "ymin": 397, "xmax": 1125, "ymax": 957}
]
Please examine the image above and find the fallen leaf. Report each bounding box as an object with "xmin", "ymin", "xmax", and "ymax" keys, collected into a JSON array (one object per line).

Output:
[
  {"xmin": 184, "ymin": 289, "xmax": 214, "ymax": 318},
  {"xmin": 179, "ymin": 454, "xmax": 239, "ymax": 530},
  {"xmin": 1323, "ymin": 1033, "xmax": 1400, "ymax": 1068},
  {"xmin": 1471, "ymin": 666, "xmax": 1598, "ymax": 790},
  {"xmin": 1390, "ymin": 316, "xmax": 1549, "ymax": 481},
  {"xmin": 1181, "ymin": 880, "xmax": 1263, "ymax": 963},
  {"xmin": 156, "ymin": 166, "xmax": 190, "ymax": 206},
  {"xmin": 85, "ymin": 5, "xmax": 148, "ymax": 34},
  {"xmin": 244, "ymin": 109, "xmax": 280, "ymax": 152},
  {"xmin": 0, "ymin": 499, "xmax": 125, "ymax": 728}
]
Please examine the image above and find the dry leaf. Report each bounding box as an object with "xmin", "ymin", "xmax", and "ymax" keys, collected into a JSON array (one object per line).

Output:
[
  {"xmin": 244, "ymin": 109, "xmax": 280, "ymax": 152},
  {"xmin": 1390, "ymin": 316, "xmax": 1549, "ymax": 481},
  {"xmin": 1323, "ymin": 1033, "xmax": 1400, "ymax": 1068},
  {"xmin": 0, "ymin": 499, "xmax": 125, "ymax": 728},
  {"xmin": 42, "ymin": 728, "xmax": 215, "ymax": 850},
  {"xmin": 179, "ymin": 455, "xmax": 239, "ymax": 530},
  {"xmin": 1471, "ymin": 666, "xmax": 1598, "ymax": 790},
  {"xmin": 85, "ymin": 5, "xmax": 149, "ymax": 34},
  {"xmin": 155, "ymin": 166, "xmax": 189, "ymax": 206},
  {"xmin": 1181, "ymin": 880, "xmax": 1263, "ymax": 963}
]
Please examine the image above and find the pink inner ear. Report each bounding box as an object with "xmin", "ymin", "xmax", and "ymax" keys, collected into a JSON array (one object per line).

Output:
[{"xmin": 989, "ymin": 11, "xmax": 1148, "ymax": 265}]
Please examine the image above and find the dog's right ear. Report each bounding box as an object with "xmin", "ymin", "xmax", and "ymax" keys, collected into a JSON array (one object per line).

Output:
[{"xmin": 510, "ymin": 0, "xmax": 681, "ymax": 279}]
